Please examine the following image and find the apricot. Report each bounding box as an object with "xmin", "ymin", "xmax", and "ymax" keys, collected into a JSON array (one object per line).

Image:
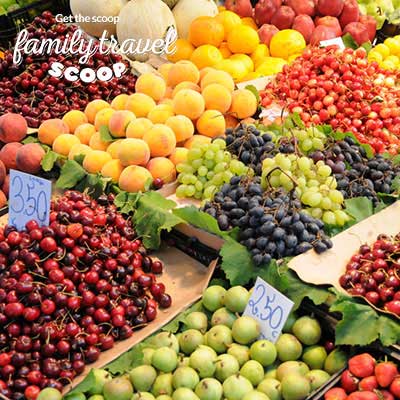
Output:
[
  {"xmin": 135, "ymin": 72, "xmax": 167, "ymax": 102},
  {"xmin": 108, "ymin": 110, "xmax": 136, "ymax": 138},
  {"xmin": 0, "ymin": 142, "xmax": 23, "ymax": 170},
  {"xmin": 196, "ymin": 110, "xmax": 226, "ymax": 138},
  {"xmin": 74, "ymin": 123, "xmax": 96, "ymax": 145},
  {"xmin": 158, "ymin": 63, "xmax": 173, "ymax": 81},
  {"xmin": 101, "ymin": 159, "xmax": 124, "ymax": 183},
  {"xmin": 202, "ymin": 83, "xmax": 232, "ymax": 113},
  {"xmin": 68, "ymin": 144, "xmax": 92, "ymax": 161},
  {"xmin": 2, "ymin": 175, "xmax": 9, "ymax": 197},
  {"xmin": 117, "ymin": 138, "xmax": 151, "ymax": 167},
  {"xmin": 172, "ymin": 82, "xmax": 201, "ymax": 98},
  {"xmin": 172, "ymin": 89, "xmax": 205, "ymax": 120},
  {"xmin": 111, "ymin": 94, "xmax": 130, "ymax": 110},
  {"xmin": 52, "ymin": 134, "xmax": 81, "ymax": 156},
  {"xmin": 0, "ymin": 190, "xmax": 6, "ymax": 207},
  {"xmin": 62, "ymin": 110, "xmax": 88, "ymax": 134},
  {"xmin": 200, "ymin": 70, "xmax": 235, "ymax": 92},
  {"xmin": 147, "ymin": 104, "xmax": 175, "ymax": 124},
  {"xmin": 184, "ymin": 135, "xmax": 212, "ymax": 149},
  {"xmin": 167, "ymin": 60, "xmax": 200, "ymax": 87},
  {"xmin": 84, "ymin": 99, "xmax": 111, "ymax": 124},
  {"xmin": 159, "ymin": 97, "xmax": 173, "ymax": 106},
  {"xmin": 15, "ymin": 143, "xmax": 45, "ymax": 174},
  {"xmin": 169, "ymin": 147, "xmax": 189, "ymax": 165},
  {"xmin": 143, "ymin": 124, "xmax": 176, "ymax": 157},
  {"xmin": 225, "ymin": 114, "xmax": 239, "ymax": 128},
  {"xmin": 125, "ymin": 93, "xmax": 156, "ymax": 118},
  {"xmin": 106, "ymin": 140, "xmax": 123, "ymax": 159},
  {"xmin": 165, "ymin": 115, "xmax": 194, "ymax": 143},
  {"xmin": 146, "ymin": 157, "xmax": 177, "ymax": 183},
  {"xmin": 126, "ymin": 118, "xmax": 153, "ymax": 139},
  {"xmin": 0, "ymin": 160, "xmax": 6, "ymax": 186},
  {"xmin": 229, "ymin": 89, "xmax": 258, "ymax": 119},
  {"xmin": 119, "ymin": 165, "xmax": 153, "ymax": 193},
  {"xmin": 163, "ymin": 87, "xmax": 174, "ymax": 100},
  {"xmin": 199, "ymin": 67, "xmax": 217, "ymax": 80},
  {"xmin": 89, "ymin": 132, "xmax": 109, "ymax": 152},
  {"xmin": 38, "ymin": 119, "xmax": 69, "ymax": 146},
  {"xmin": 94, "ymin": 108, "xmax": 116, "ymax": 131},
  {"xmin": 0, "ymin": 113, "xmax": 27, "ymax": 143},
  {"xmin": 83, "ymin": 150, "xmax": 112, "ymax": 174}
]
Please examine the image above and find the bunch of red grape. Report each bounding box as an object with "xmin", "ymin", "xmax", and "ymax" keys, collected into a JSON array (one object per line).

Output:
[
  {"xmin": 260, "ymin": 46, "xmax": 400, "ymax": 155},
  {"xmin": 0, "ymin": 191, "xmax": 171, "ymax": 399},
  {"xmin": 0, "ymin": 11, "xmax": 136, "ymax": 128},
  {"xmin": 339, "ymin": 234, "xmax": 400, "ymax": 316}
]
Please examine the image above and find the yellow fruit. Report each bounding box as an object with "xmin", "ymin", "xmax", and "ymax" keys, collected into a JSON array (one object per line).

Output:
[
  {"xmin": 119, "ymin": 166, "xmax": 153, "ymax": 193},
  {"xmin": 269, "ymin": 29, "xmax": 306, "ymax": 60},
  {"xmin": 288, "ymin": 53, "xmax": 301, "ymax": 63},
  {"xmin": 190, "ymin": 45, "xmax": 223, "ymax": 70},
  {"xmin": 386, "ymin": 55, "xmax": 399, "ymax": 65},
  {"xmin": 199, "ymin": 67, "xmax": 217, "ymax": 80},
  {"xmin": 62, "ymin": 110, "xmax": 88, "ymax": 134},
  {"xmin": 53, "ymin": 134, "xmax": 81, "ymax": 156},
  {"xmin": 368, "ymin": 50, "xmax": 383, "ymax": 63},
  {"xmin": 147, "ymin": 104, "xmax": 174, "ymax": 124},
  {"xmin": 108, "ymin": 110, "xmax": 136, "ymax": 138},
  {"xmin": 143, "ymin": 124, "xmax": 177, "ymax": 157},
  {"xmin": 169, "ymin": 147, "xmax": 189, "ymax": 165},
  {"xmin": 229, "ymin": 89, "xmax": 258, "ymax": 119},
  {"xmin": 84, "ymin": 100, "xmax": 111, "ymax": 124},
  {"xmin": 202, "ymin": 83, "xmax": 232, "ymax": 113},
  {"xmin": 146, "ymin": 157, "xmax": 177, "ymax": 183},
  {"xmin": 167, "ymin": 60, "xmax": 200, "ymax": 87},
  {"xmin": 106, "ymin": 140, "xmax": 123, "ymax": 159},
  {"xmin": 126, "ymin": 118, "xmax": 153, "ymax": 139},
  {"xmin": 242, "ymin": 71, "xmax": 262, "ymax": 81},
  {"xmin": 189, "ymin": 16, "xmax": 225, "ymax": 48},
  {"xmin": 172, "ymin": 82, "xmax": 201, "ymax": 98},
  {"xmin": 167, "ymin": 39, "xmax": 195, "ymax": 63},
  {"xmin": 219, "ymin": 42, "xmax": 232, "ymax": 58},
  {"xmin": 111, "ymin": 94, "xmax": 130, "ymax": 110},
  {"xmin": 135, "ymin": 72, "xmax": 167, "ymax": 102},
  {"xmin": 230, "ymin": 54, "xmax": 254, "ymax": 72},
  {"xmin": 165, "ymin": 115, "xmax": 195, "ymax": 143},
  {"xmin": 101, "ymin": 159, "xmax": 124, "ymax": 183},
  {"xmin": 381, "ymin": 60, "xmax": 396, "ymax": 70},
  {"xmin": 200, "ymin": 69, "xmax": 235, "ymax": 92},
  {"xmin": 172, "ymin": 89, "xmax": 205, "ymax": 120},
  {"xmin": 38, "ymin": 119, "xmax": 69, "ymax": 146},
  {"xmin": 214, "ymin": 59, "xmax": 248, "ymax": 83},
  {"xmin": 89, "ymin": 131, "xmax": 109, "ymax": 151},
  {"xmin": 227, "ymin": 25, "xmax": 259, "ymax": 54},
  {"xmin": 384, "ymin": 37, "xmax": 400, "ymax": 55},
  {"xmin": 68, "ymin": 144, "xmax": 92, "ymax": 161},
  {"xmin": 74, "ymin": 123, "xmax": 96, "ymax": 145},
  {"xmin": 241, "ymin": 17, "xmax": 257, "ymax": 30},
  {"xmin": 196, "ymin": 110, "xmax": 226, "ymax": 138},
  {"xmin": 94, "ymin": 108, "xmax": 115, "ymax": 131},
  {"xmin": 251, "ymin": 44, "xmax": 270, "ymax": 63},
  {"xmin": 83, "ymin": 150, "xmax": 112, "ymax": 174},
  {"xmin": 215, "ymin": 10, "xmax": 242, "ymax": 40},
  {"xmin": 158, "ymin": 63, "xmax": 173, "ymax": 81},
  {"xmin": 125, "ymin": 93, "xmax": 156, "ymax": 118},
  {"xmin": 256, "ymin": 57, "xmax": 287, "ymax": 75},
  {"xmin": 118, "ymin": 138, "xmax": 151, "ymax": 166},
  {"xmin": 184, "ymin": 135, "xmax": 212, "ymax": 149},
  {"xmin": 374, "ymin": 43, "xmax": 390, "ymax": 58}
]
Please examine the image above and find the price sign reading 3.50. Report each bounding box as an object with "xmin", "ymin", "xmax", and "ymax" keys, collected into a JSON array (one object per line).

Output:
[
  {"xmin": 244, "ymin": 277, "xmax": 294, "ymax": 343},
  {"xmin": 9, "ymin": 170, "xmax": 52, "ymax": 231}
]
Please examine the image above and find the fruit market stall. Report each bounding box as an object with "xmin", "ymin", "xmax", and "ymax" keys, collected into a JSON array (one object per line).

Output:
[{"xmin": 0, "ymin": 0, "xmax": 400, "ymax": 399}]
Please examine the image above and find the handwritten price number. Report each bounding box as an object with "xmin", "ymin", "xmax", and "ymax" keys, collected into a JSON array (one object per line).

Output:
[{"xmin": 248, "ymin": 283, "xmax": 284, "ymax": 340}]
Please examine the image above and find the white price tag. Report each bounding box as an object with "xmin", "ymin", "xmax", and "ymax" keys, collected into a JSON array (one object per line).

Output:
[
  {"xmin": 244, "ymin": 277, "xmax": 294, "ymax": 343},
  {"xmin": 319, "ymin": 37, "xmax": 345, "ymax": 50}
]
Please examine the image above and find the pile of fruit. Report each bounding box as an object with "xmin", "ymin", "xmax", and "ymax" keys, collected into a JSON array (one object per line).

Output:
[
  {"xmin": 324, "ymin": 353, "xmax": 400, "ymax": 400},
  {"xmin": 0, "ymin": 190, "xmax": 171, "ymax": 397},
  {"xmin": 368, "ymin": 36, "xmax": 400, "ymax": 70},
  {"xmin": 339, "ymin": 233, "xmax": 400, "ymax": 316},
  {"xmin": 0, "ymin": 12, "xmax": 136, "ymax": 128},
  {"xmin": 44, "ymin": 61, "xmax": 258, "ymax": 193},
  {"xmin": 260, "ymin": 46, "xmax": 400, "ymax": 154},
  {"xmin": 40, "ymin": 285, "xmax": 348, "ymax": 400}
]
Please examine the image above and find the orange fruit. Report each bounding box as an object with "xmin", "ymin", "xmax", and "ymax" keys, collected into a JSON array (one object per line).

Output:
[
  {"xmin": 214, "ymin": 59, "xmax": 248, "ymax": 83},
  {"xmin": 241, "ymin": 17, "xmax": 258, "ymax": 30},
  {"xmin": 230, "ymin": 54, "xmax": 254, "ymax": 72},
  {"xmin": 190, "ymin": 45, "xmax": 223, "ymax": 70},
  {"xmin": 251, "ymin": 44, "xmax": 270, "ymax": 64},
  {"xmin": 227, "ymin": 25, "xmax": 259, "ymax": 54},
  {"xmin": 215, "ymin": 10, "xmax": 242, "ymax": 40},
  {"xmin": 189, "ymin": 16, "xmax": 225, "ymax": 48},
  {"xmin": 167, "ymin": 39, "xmax": 195, "ymax": 63},
  {"xmin": 219, "ymin": 42, "xmax": 232, "ymax": 58}
]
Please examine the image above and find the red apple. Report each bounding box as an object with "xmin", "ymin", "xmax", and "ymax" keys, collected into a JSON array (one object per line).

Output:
[
  {"xmin": 271, "ymin": 6, "xmax": 296, "ymax": 30},
  {"xmin": 358, "ymin": 15, "xmax": 377, "ymax": 42},
  {"xmin": 225, "ymin": 0, "xmax": 253, "ymax": 18},
  {"xmin": 343, "ymin": 21, "xmax": 370, "ymax": 45},
  {"xmin": 286, "ymin": 0, "xmax": 316, "ymax": 16},
  {"xmin": 310, "ymin": 25, "xmax": 338, "ymax": 45},
  {"xmin": 317, "ymin": 16, "xmax": 342, "ymax": 36},
  {"xmin": 339, "ymin": 0, "xmax": 360, "ymax": 29},
  {"xmin": 317, "ymin": 0, "xmax": 344, "ymax": 17},
  {"xmin": 254, "ymin": 0, "xmax": 279, "ymax": 25},
  {"xmin": 292, "ymin": 14, "xmax": 315, "ymax": 43},
  {"xmin": 258, "ymin": 24, "xmax": 280, "ymax": 46}
]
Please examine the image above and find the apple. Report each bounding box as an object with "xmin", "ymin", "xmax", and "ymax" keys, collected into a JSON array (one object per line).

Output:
[
  {"xmin": 343, "ymin": 21, "xmax": 370, "ymax": 45},
  {"xmin": 271, "ymin": 6, "xmax": 296, "ymax": 30},
  {"xmin": 317, "ymin": 0, "xmax": 344, "ymax": 17},
  {"xmin": 358, "ymin": 15, "xmax": 377, "ymax": 42},
  {"xmin": 316, "ymin": 16, "xmax": 342, "ymax": 36},
  {"xmin": 292, "ymin": 14, "xmax": 315, "ymax": 43},
  {"xmin": 225, "ymin": 0, "xmax": 253, "ymax": 18},
  {"xmin": 310, "ymin": 25, "xmax": 338, "ymax": 45},
  {"xmin": 258, "ymin": 24, "xmax": 279, "ymax": 46},
  {"xmin": 286, "ymin": 0, "xmax": 316, "ymax": 16},
  {"xmin": 254, "ymin": 0, "xmax": 280, "ymax": 25},
  {"xmin": 339, "ymin": 0, "xmax": 360, "ymax": 29}
]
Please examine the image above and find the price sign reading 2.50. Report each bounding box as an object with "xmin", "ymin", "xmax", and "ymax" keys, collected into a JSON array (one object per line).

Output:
[
  {"xmin": 9, "ymin": 170, "xmax": 52, "ymax": 231},
  {"xmin": 244, "ymin": 277, "xmax": 294, "ymax": 343}
]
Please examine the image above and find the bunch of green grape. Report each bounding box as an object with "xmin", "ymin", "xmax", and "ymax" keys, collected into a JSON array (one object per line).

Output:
[
  {"xmin": 262, "ymin": 153, "xmax": 350, "ymax": 226},
  {"xmin": 280, "ymin": 127, "xmax": 327, "ymax": 154},
  {"xmin": 176, "ymin": 139, "xmax": 250, "ymax": 201}
]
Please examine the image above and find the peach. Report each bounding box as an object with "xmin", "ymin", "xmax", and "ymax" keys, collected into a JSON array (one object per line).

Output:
[
  {"xmin": 2, "ymin": 175, "xmax": 9, "ymax": 197},
  {"xmin": 159, "ymin": 98, "xmax": 174, "ymax": 107},
  {"xmin": 202, "ymin": 83, "xmax": 232, "ymax": 113},
  {"xmin": 84, "ymin": 99, "xmax": 111, "ymax": 124},
  {"xmin": 101, "ymin": 159, "xmax": 124, "ymax": 183},
  {"xmin": 0, "ymin": 189, "xmax": 6, "ymax": 207},
  {"xmin": 117, "ymin": 138, "xmax": 151, "ymax": 166},
  {"xmin": 126, "ymin": 118, "xmax": 153, "ymax": 139},
  {"xmin": 15, "ymin": 143, "xmax": 45, "ymax": 174},
  {"xmin": 146, "ymin": 157, "xmax": 176, "ymax": 184},
  {"xmin": 83, "ymin": 150, "xmax": 112, "ymax": 174},
  {"xmin": 38, "ymin": 119, "xmax": 69, "ymax": 146},
  {"xmin": 108, "ymin": 110, "xmax": 136, "ymax": 138},
  {"xmin": 169, "ymin": 147, "xmax": 189, "ymax": 165},
  {"xmin": 135, "ymin": 72, "xmax": 167, "ymax": 102},
  {"xmin": 68, "ymin": 144, "xmax": 92, "ymax": 161},
  {"xmin": 89, "ymin": 132, "xmax": 110, "ymax": 152},
  {"xmin": 167, "ymin": 60, "xmax": 200, "ymax": 87},
  {"xmin": 339, "ymin": 0, "xmax": 359, "ymax": 29},
  {"xmin": 94, "ymin": 108, "xmax": 116, "ymax": 131},
  {"xmin": 143, "ymin": 124, "xmax": 177, "ymax": 157},
  {"xmin": 292, "ymin": 15, "xmax": 315, "ymax": 44},
  {"xmin": 199, "ymin": 67, "xmax": 217, "ymax": 81},
  {"xmin": 196, "ymin": 110, "xmax": 226, "ymax": 138},
  {"xmin": 0, "ymin": 142, "xmax": 23, "ymax": 171},
  {"xmin": 147, "ymin": 104, "xmax": 175, "ymax": 124},
  {"xmin": 258, "ymin": 24, "xmax": 280, "ymax": 47},
  {"xmin": 111, "ymin": 94, "xmax": 130, "ymax": 110},
  {"xmin": 225, "ymin": 114, "xmax": 239, "ymax": 129},
  {"xmin": 0, "ymin": 160, "xmax": 6, "ymax": 186},
  {"xmin": 271, "ymin": 6, "xmax": 296, "ymax": 30},
  {"xmin": 172, "ymin": 82, "xmax": 201, "ymax": 98},
  {"xmin": 158, "ymin": 63, "xmax": 173, "ymax": 82},
  {"xmin": 165, "ymin": 115, "xmax": 194, "ymax": 143},
  {"xmin": 106, "ymin": 140, "xmax": 123, "ymax": 159},
  {"xmin": 184, "ymin": 135, "xmax": 211, "ymax": 149},
  {"xmin": 125, "ymin": 93, "xmax": 156, "ymax": 118},
  {"xmin": 229, "ymin": 89, "xmax": 258, "ymax": 119},
  {"xmin": 118, "ymin": 165, "xmax": 153, "ymax": 193},
  {"xmin": 172, "ymin": 89, "xmax": 205, "ymax": 120},
  {"xmin": 62, "ymin": 110, "xmax": 88, "ymax": 134},
  {"xmin": 74, "ymin": 123, "xmax": 96, "ymax": 145},
  {"xmin": 317, "ymin": 0, "xmax": 344, "ymax": 17},
  {"xmin": 0, "ymin": 113, "xmax": 27, "ymax": 143},
  {"xmin": 200, "ymin": 70, "xmax": 235, "ymax": 92},
  {"xmin": 52, "ymin": 134, "xmax": 81, "ymax": 156}
]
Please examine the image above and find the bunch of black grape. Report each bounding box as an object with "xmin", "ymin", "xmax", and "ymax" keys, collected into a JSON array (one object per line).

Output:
[
  {"xmin": 224, "ymin": 124, "xmax": 277, "ymax": 175},
  {"xmin": 203, "ymin": 176, "xmax": 333, "ymax": 266},
  {"xmin": 310, "ymin": 136, "xmax": 400, "ymax": 205}
]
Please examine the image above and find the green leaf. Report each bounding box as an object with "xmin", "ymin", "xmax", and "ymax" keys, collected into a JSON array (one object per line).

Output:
[
  {"xmin": 260, "ymin": 260, "xmax": 290, "ymax": 293},
  {"xmin": 75, "ymin": 174, "xmax": 111, "ymax": 198},
  {"xmin": 106, "ymin": 343, "xmax": 145, "ymax": 375},
  {"xmin": 342, "ymin": 33, "xmax": 358, "ymax": 49},
  {"xmin": 361, "ymin": 41, "xmax": 372, "ymax": 53},
  {"xmin": 144, "ymin": 177, "xmax": 153, "ymax": 192},
  {"xmin": 291, "ymin": 112, "xmax": 305, "ymax": 128},
  {"xmin": 392, "ymin": 176, "xmax": 400, "ymax": 192},
  {"xmin": 392, "ymin": 154, "xmax": 400, "ymax": 165},
  {"xmin": 134, "ymin": 192, "xmax": 184, "ymax": 249},
  {"xmin": 344, "ymin": 197, "xmax": 374, "ymax": 223},
  {"xmin": 245, "ymin": 85, "xmax": 260, "ymax": 104},
  {"xmin": 55, "ymin": 160, "xmax": 87, "ymax": 189},
  {"xmin": 74, "ymin": 154, "xmax": 85, "ymax": 165},
  {"xmin": 377, "ymin": 316, "xmax": 400, "ymax": 346},
  {"xmin": 65, "ymin": 369, "xmax": 96, "ymax": 396},
  {"xmin": 99, "ymin": 125, "xmax": 114, "ymax": 142},
  {"xmin": 41, "ymin": 150, "xmax": 60, "ymax": 172},
  {"xmin": 22, "ymin": 135, "xmax": 39, "ymax": 144},
  {"xmin": 114, "ymin": 191, "xmax": 140, "ymax": 215},
  {"xmin": 162, "ymin": 300, "xmax": 205, "ymax": 333}
]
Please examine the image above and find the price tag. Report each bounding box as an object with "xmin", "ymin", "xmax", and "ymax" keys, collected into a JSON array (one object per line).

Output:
[
  {"xmin": 9, "ymin": 170, "xmax": 51, "ymax": 231},
  {"xmin": 244, "ymin": 277, "xmax": 294, "ymax": 343},
  {"xmin": 319, "ymin": 37, "xmax": 345, "ymax": 50}
]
